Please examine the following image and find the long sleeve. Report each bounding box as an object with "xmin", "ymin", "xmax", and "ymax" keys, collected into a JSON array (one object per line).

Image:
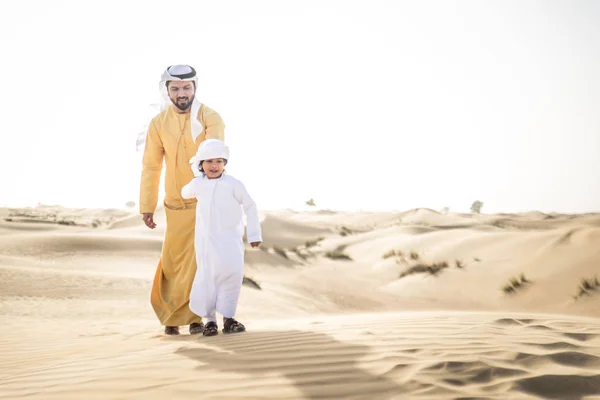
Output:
[
  {"xmin": 233, "ymin": 180, "xmax": 262, "ymax": 243},
  {"xmin": 181, "ymin": 178, "xmax": 199, "ymax": 199},
  {"xmin": 139, "ymin": 120, "xmax": 164, "ymax": 214},
  {"xmin": 201, "ymin": 105, "xmax": 225, "ymax": 141}
]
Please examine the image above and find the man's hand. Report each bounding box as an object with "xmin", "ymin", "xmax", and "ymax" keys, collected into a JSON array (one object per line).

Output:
[
  {"xmin": 142, "ymin": 213, "xmax": 156, "ymax": 229},
  {"xmin": 250, "ymin": 241, "xmax": 261, "ymax": 248}
]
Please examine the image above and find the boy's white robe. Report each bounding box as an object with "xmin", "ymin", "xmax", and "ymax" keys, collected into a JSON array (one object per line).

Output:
[{"xmin": 181, "ymin": 173, "xmax": 262, "ymax": 320}]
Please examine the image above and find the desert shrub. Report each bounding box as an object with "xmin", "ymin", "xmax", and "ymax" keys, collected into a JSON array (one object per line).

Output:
[
  {"xmin": 273, "ymin": 246, "xmax": 288, "ymax": 259},
  {"xmin": 325, "ymin": 245, "xmax": 352, "ymax": 261},
  {"xmin": 339, "ymin": 226, "xmax": 352, "ymax": 236},
  {"xmin": 574, "ymin": 276, "xmax": 600, "ymax": 299},
  {"xmin": 502, "ymin": 273, "xmax": 530, "ymax": 294},
  {"xmin": 305, "ymin": 237, "xmax": 325, "ymax": 248},
  {"xmin": 383, "ymin": 249, "xmax": 397, "ymax": 259},
  {"xmin": 399, "ymin": 261, "xmax": 449, "ymax": 278},
  {"xmin": 471, "ymin": 200, "xmax": 483, "ymax": 214},
  {"xmin": 292, "ymin": 248, "xmax": 309, "ymax": 261}
]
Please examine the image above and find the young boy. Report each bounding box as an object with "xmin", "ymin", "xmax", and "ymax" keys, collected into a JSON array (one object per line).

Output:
[{"xmin": 181, "ymin": 139, "xmax": 262, "ymax": 336}]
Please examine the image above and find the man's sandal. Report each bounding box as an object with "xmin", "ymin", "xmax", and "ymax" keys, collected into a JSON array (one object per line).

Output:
[
  {"xmin": 203, "ymin": 321, "xmax": 219, "ymax": 337},
  {"xmin": 222, "ymin": 318, "xmax": 246, "ymax": 334},
  {"xmin": 164, "ymin": 326, "xmax": 180, "ymax": 335},
  {"xmin": 189, "ymin": 322, "xmax": 204, "ymax": 335}
]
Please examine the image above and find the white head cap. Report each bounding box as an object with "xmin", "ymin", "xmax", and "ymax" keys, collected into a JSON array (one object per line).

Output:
[
  {"xmin": 160, "ymin": 65, "xmax": 198, "ymax": 89},
  {"xmin": 190, "ymin": 139, "xmax": 230, "ymax": 176}
]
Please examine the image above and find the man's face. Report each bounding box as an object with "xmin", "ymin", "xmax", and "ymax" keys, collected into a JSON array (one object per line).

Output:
[
  {"xmin": 201, "ymin": 158, "xmax": 226, "ymax": 179},
  {"xmin": 167, "ymin": 80, "xmax": 195, "ymax": 111}
]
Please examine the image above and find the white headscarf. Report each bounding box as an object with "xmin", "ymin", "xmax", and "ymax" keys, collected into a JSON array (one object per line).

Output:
[
  {"xmin": 136, "ymin": 64, "xmax": 204, "ymax": 151},
  {"xmin": 190, "ymin": 139, "xmax": 229, "ymax": 177}
]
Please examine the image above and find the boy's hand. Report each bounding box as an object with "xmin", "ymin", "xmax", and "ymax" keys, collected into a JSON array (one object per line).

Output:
[{"xmin": 250, "ymin": 241, "xmax": 261, "ymax": 248}]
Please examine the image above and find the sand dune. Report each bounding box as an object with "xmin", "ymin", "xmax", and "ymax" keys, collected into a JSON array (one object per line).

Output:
[
  {"xmin": 257, "ymin": 214, "xmax": 333, "ymax": 248},
  {"xmin": 107, "ymin": 205, "xmax": 167, "ymax": 235},
  {"xmin": 1, "ymin": 205, "xmax": 600, "ymax": 399},
  {"xmin": 273, "ymin": 209, "xmax": 403, "ymax": 231},
  {"xmin": 1, "ymin": 312, "xmax": 599, "ymax": 399}
]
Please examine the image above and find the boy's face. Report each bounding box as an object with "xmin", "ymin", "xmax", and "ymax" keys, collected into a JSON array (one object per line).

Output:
[{"xmin": 202, "ymin": 158, "xmax": 226, "ymax": 179}]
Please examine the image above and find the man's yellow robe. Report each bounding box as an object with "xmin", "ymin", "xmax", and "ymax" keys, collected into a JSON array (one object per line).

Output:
[{"xmin": 140, "ymin": 103, "xmax": 225, "ymax": 326}]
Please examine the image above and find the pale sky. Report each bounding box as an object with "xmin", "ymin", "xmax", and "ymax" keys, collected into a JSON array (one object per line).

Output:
[{"xmin": 0, "ymin": 0, "xmax": 598, "ymax": 213}]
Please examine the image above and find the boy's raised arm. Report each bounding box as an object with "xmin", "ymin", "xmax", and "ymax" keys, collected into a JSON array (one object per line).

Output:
[{"xmin": 181, "ymin": 178, "xmax": 199, "ymax": 199}]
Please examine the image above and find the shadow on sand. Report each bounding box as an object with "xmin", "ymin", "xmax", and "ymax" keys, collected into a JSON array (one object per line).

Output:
[{"xmin": 172, "ymin": 329, "xmax": 409, "ymax": 399}]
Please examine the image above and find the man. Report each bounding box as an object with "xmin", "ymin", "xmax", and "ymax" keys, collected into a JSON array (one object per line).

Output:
[{"xmin": 139, "ymin": 64, "xmax": 225, "ymax": 335}]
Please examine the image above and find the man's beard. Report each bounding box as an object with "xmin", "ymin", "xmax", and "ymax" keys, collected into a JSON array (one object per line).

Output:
[{"xmin": 171, "ymin": 94, "xmax": 195, "ymax": 111}]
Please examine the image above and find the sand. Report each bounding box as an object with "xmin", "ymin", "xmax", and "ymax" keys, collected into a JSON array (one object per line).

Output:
[{"xmin": 1, "ymin": 205, "xmax": 599, "ymax": 399}]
